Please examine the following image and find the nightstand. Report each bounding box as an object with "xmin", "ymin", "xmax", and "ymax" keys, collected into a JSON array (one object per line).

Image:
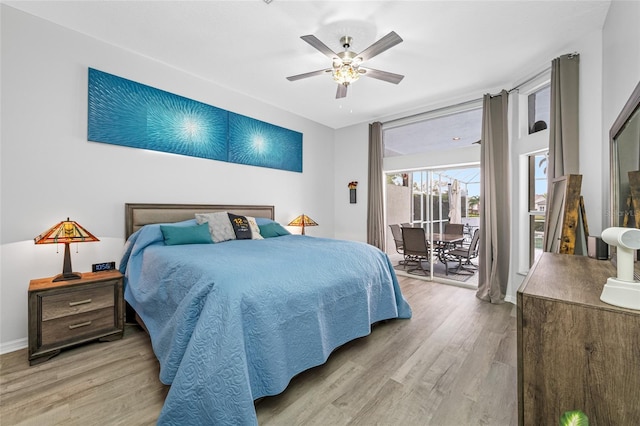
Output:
[{"xmin": 28, "ymin": 270, "xmax": 124, "ymax": 365}]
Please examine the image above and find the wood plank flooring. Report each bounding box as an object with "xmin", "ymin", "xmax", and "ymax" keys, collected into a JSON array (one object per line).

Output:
[{"xmin": 0, "ymin": 276, "xmax": 517, "ymax": 425}]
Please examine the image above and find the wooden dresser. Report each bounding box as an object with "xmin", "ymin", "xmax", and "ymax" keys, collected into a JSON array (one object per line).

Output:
[
  {"xmin": 517, "ymin": 253, "xmax": 640, "ymax": 425},
  {"xmin": 28, "ymin": 270, "xmax": 124, "ymax": 365}
]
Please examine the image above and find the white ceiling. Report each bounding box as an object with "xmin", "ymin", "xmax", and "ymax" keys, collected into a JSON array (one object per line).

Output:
[{"xmin": 6, "ymin": 0, "xmax": 611, "ymax": 129}]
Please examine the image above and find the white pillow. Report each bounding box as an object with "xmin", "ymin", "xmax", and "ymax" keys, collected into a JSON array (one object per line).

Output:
[
  {"xmin": 245, "ymin": 216, "xmax": 264, "ymax": 240},
  {"xmin": 195, "ymin": 212, "xmax": 235, "ymax": 243}
]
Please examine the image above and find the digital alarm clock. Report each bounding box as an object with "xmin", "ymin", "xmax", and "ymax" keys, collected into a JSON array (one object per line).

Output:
[{"xmin": 92, "ymin": 261, "xmax": 116, "ymax": 273}]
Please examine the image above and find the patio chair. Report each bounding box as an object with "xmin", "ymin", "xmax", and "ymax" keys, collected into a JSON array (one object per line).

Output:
[
  {"xmin": 402, "ymin": 227, "xmax": 431, "ymax": 276},
  {"xmin": 444, "ymin": 223, "xmax": 465, "ymax": 248},
  {"xmin": 444, "ymin": 223, "xmax": 464, "ymax": 235},
  {"xmin": 447, "ymin": 228, "xmax": 480, "ymax": 274},
  {"xmin": 463, "ymin": 223, "xmax": 473, "ymax": 242},
  {"xmin": 389, "ymin": 224, "xmax": 409, "ymax": 266}
]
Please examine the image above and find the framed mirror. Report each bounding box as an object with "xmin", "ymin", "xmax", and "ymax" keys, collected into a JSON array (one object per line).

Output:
[{"xmin": 609, "ymin": 80, "xmax": 640, "ymax": 276}]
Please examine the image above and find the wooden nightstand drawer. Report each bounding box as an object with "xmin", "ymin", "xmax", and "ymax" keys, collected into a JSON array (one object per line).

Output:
[
  {"xmin": 41, "ymin": 307, "xmax": 115, "ymax": 346},
  {"xmin": 41, "ymin": 283, "xmax": 115, "ymax": 321},
  {"xmin": 29, "ymin": 271, "xmax": 124, "ymax": 365}
]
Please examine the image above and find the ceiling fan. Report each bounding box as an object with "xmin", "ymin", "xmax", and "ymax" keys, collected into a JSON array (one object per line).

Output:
[{"xmin": 286, "ymin": 31, "xmax": 404, "ymax": 99}]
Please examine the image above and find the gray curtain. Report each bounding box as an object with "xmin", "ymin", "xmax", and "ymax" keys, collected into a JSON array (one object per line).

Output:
[
  {"xmin": 543, "ymin": 53, "xmax": 580, "ymax": 251},
  {"xmin": 476, "ymin": 90, "xmax": 511, "ymax": 304},
  {"xmin": 367, "ymin": 122, "xmax": 385, "ymax": 250}
]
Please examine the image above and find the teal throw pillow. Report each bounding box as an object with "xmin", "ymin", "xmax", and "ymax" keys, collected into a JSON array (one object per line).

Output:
[
  {"xmin": 258, "ymin": 222, "xmax": 291, "ymax": 238},
  {"xmin": 255, "ymin": 217, "xmax": 275, "ymax": 226},
  {"xmin": 161, "ymin": 222, "xmax": 213, "ymax": 245}
]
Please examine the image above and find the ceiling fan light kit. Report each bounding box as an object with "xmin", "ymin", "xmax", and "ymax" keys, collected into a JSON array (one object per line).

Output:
[
  {"xmin": 331, "ymin": 66, "xmax": 361, "ymax": 85},
  {"xmin": 287, "ymin": 31, "xmax": 404, "ymax": 99},
  {"xmin": 331, "ymin": 36, "xmax": 364, "ymax": 86}
]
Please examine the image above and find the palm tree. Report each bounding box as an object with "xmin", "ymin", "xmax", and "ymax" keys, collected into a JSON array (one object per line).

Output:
[
  {"xmin": 538, "ymin": 154, "xmax": 548, "ymax": 175},
  {"xmin": 468, "ymin": 195, "xmax": 480, "ymax": 216}
]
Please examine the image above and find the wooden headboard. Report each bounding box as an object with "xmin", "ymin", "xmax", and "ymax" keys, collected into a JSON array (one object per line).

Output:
[{"xmin": 125, "ymin": 203, "xmax": 275, "ymax": 239}]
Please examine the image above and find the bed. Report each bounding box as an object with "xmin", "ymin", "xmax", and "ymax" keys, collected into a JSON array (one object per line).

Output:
[{"xmin": 120, "ymin": 203, "xmax": 412, "ymax": 425}]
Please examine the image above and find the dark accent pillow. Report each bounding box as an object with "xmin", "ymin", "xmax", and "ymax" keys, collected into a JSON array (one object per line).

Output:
[
  {"xmin": 228, "ymin": 213, "xmax": 252, "ymax": 240},
  {"xmin": 258, "ymin": 222, "xmax": 291, "ymax": 238},
  {"xmin": 160, "ymin": 223, "xmax": 213, "ymax": 245}
]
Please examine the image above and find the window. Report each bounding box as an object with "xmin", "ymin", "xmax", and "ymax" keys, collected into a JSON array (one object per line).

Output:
[
  {"xmin": 528, "ymin": 152, "xmax": 548, "ymax": 266},
  {"xmin": 516, "ymin": 70, "xmax": 550, "ymax": 274},
  {"xmin": 386, "ymin": 168, "xmax": 479, "ymax": 230},
  {"xmin": 528, "ymin": 84, "xmax": 550, "ymax": 134}
]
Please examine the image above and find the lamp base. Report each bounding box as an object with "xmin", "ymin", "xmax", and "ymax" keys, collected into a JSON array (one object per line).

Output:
[
  {"xmin": 600, "ymin": 277, "xmax": 640, "ymax": 310},
  {"xmin": 52, "ymin": 272, "xmax": 82, "ymax": 282}
]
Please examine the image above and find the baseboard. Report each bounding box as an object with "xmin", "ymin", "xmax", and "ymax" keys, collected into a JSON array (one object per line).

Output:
[
  {"xmin": 0, "ymin": 338, "xmax": 27, "ymax": 355},
  {"xmin": 504, "ymin": 294, "xmax": 517, "ymax": 305}
]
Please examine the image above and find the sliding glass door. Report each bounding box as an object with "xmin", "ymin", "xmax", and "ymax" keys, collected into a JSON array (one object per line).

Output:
[{"xmin": 386, "ymin": 166, "xmax": 480, "ymax": 284}]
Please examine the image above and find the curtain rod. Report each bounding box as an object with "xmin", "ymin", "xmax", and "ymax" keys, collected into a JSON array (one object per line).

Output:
[
  {"xmin": 507, "ymin": 52, "xmax": 577, "ymax": 93},
  {"xmin": 507, "ymin": 66, "xmax": 551, "ymax": 94}
]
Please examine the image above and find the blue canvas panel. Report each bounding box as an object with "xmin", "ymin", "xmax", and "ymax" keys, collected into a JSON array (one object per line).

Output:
[
  {"xmin": 88, "ymin": 68, "xmax": 228, "ymax": 161},
  {"xmin": 228, "ymin": 113, "xmax": 303, "ymax": 173},
  {"xmin": 88, "ymin": 68, "xmax": 304, "ymax": 173}
]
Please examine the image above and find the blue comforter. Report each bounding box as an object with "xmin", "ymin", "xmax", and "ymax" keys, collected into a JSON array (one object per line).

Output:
[{"xmin": 121, "ymin": 222, "xmax": 411, "ymax": 425}]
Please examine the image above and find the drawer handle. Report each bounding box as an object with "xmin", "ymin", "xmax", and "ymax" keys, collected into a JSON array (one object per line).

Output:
[
  {"xmin": 69, "ymin": 299, "xmax": 92, "ymax": 307},
  {"xmin": 69, "ymin": 321, "xmax": 92, "ymax": 330}
]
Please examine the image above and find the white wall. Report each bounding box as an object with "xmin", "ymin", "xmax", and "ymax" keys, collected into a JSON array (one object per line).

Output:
[
  {"xmin": 0, "ymin": 6, "xmax": 335, "ymax": 352},
  {"xmin": 333, "ymin": 123, "xmax": 369, "ymax": 243},
  {"xmin": 602, "ymin": 0, "xmax": 640, "ymax": 225}
]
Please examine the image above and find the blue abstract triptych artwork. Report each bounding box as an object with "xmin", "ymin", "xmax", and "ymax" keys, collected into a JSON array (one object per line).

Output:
[{"xmin": 88, "ymin": 68, "xmax": 303, "ymax": 172}]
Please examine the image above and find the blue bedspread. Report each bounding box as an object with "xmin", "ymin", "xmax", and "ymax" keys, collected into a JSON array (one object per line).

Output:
[{"xmin": 120, "ymin": 222, "xmax": 411, "ymax": 425}]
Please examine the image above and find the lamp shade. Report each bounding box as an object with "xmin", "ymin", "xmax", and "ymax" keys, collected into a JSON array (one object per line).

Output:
[
  {"xmin": 288, "ymin": 214, "xmax": 318, "ymax": 235},
  {"xmin": 34, "ymin": 218, "xmax": 99, "ymax": 282},
  {"xmin": 35, "ymin": 218, "xmax": 99, "ymax": 245}
]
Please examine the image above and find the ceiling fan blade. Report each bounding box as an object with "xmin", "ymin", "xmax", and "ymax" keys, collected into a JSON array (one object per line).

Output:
[
  {"xmin": 286, "ymin": 69, "xmax": 330, "ymax": 81},
  {"xmin": 357, "ymin": 31, "xmax": 403, "ymax": 61},
  {"xmin": 300, "ymin": 35, "xmax": 338, "ymax": 60},
  {"xmin": 360, "ymin": 67, "xmax": 404, "ymax": 84},
  {"xmin": 336, "ymin": 84, "xmax": 348, "ymax": 99}
]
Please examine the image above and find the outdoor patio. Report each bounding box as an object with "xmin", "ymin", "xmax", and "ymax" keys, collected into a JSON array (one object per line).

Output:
[{"xmin": 388, "ymin": 252, "xmax": 479, "ymax": 288}]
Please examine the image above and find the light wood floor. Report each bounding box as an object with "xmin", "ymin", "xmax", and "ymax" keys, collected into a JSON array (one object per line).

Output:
[{"xmin": 1, "ymin": 276, "xmax": 517, "ymax": 425}]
